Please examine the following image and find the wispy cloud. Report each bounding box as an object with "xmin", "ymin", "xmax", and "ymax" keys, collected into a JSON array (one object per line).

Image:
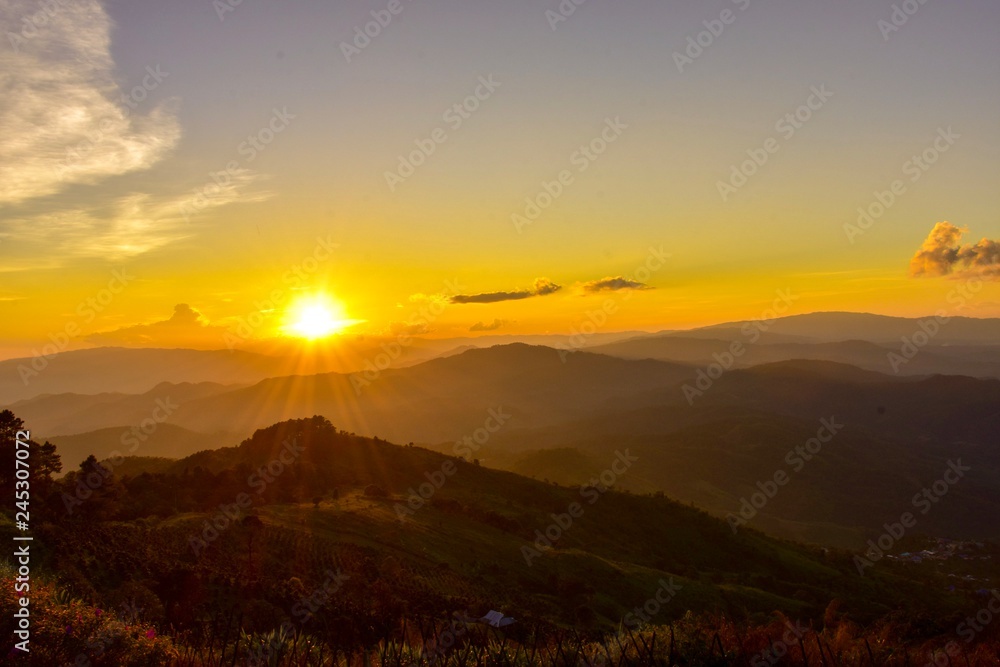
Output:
[
  {"xmin": 580, "ymin": 276, "xmax": 652, "ymax": 293},
  {"xmin": 450, "ymin": 278, "xmax": 562, "ymax": 304},
  {"xmin": 1, "ymin": 170, "xmax": 268, "ymax": 260},
  {"xmin": 0, "ymin": 0, "xmax": 180, "ymax": 206},
  {"xmin": 910, "ymin": 222, "xmax": 1000, "ymax": 279},
  {"xmin": 0, "ymin": 0, "xmax": 273, "ymax": 265}
]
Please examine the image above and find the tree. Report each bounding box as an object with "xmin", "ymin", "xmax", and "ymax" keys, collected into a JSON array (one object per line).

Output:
[
  {"xmin": 60, "ymin": 455, "xmax": 122, "ymax": 521},
  {"xmin": 0, "ymin": 410, "xmax": 62, "ymax": 499}
]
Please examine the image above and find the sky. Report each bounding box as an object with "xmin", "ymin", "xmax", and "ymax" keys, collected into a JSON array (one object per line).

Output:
[{"xmin": 0, "ymin": 0, "xmax": 999, "ymax": 358}]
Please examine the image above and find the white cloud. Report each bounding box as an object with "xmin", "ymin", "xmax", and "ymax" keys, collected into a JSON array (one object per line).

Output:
[
  {"xmin": 0, "ymin": 0, "xmax": 181, "ymax": 205},
  {"xmin": 1, "ymin": 169, "xmax": 269, "ymax": 259},
  {"xmin": 0, "ymin": 1, "xmax": 273, "ymax": 264}
]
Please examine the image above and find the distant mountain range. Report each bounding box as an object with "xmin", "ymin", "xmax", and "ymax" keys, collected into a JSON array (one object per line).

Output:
[
  {"xmin": 690, "ymin": 311, "xmax": 1000, "ymax": 344},
  {"xmin": 0, "ymin": 331, "xmax": 647, "ymax": 405},
  {"xmin": 3, "ymin": 311, "xmax": 999, "ymax": 549}
]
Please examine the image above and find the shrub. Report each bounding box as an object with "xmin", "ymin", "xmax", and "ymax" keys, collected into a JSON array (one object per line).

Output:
[
  {"xmin": 364, "ymin": 485, "xmax": 389, "ymax": 498},
  {"xmin": 0, "ymin": 568, "xmax": 176, "ymax": 666}
]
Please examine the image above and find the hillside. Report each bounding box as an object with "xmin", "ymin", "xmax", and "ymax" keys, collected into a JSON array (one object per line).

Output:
[
  {"xmin": 0, "ymin": 347, "xmax": 282, "ymax": 404},
  {"xmin": 691, "ymin": 312, "xmax": 1000, "ymax": 345},
  {"xmin": 591, "ymin": 335, "xmax": 1000, "ymax": 379},
  {"xmin": 425, "ymin": 361, "xmax": 1000, "ymax": 547},
  {"xmin": 12, "ymin": 346, "xmax": 998, "ymax": 553},
  {"xmin": 4, "ymin": 412, "xmax": 998, "ymax": 665},
  {"xmin": 164, "ymin": 345, "xmax": 695, "ymax": 443},
  {"xmin": 49, "ymin": 423, "xmax": 239, "ymax": 471},
  {"xmin": 32, "ymin": 417, "xmax": 975, "ymax": 631},
  {"xmin": 8, "ymin": 381, "xmax": 239, "ymax": 438}
]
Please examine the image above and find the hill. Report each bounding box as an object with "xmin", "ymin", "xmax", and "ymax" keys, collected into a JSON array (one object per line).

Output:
[
  {"xmin": 0, "ymin": 347, "xmax": 282, "ymax": 404},
  {"xmin": 590, "ymin": 335, "xmax": 1000, "ymax": 379},
  {"xmin": 35, "ymin": 417, "xmax": 974, "ymax": 629},
  {"xmin": 426, "ymin": 360, "xmax": 1000, "ymax": 548},
  {"xmin": 6, "ymin": 415, "xmax": 999, "ymax": 665},
  {"xmin": 165, "ymin": 345, "xmax": 695, "ymax": 443},
  {"xmin": 8, "ymin": 381, "xmax": 238, "ymax": 438},
  {"xmin": 49, "ymin": 423, "xmax": 239, "ymax": 471},
  {"xmin": 690, "ymin": 312, "xmax": 1000, "ymax": 345}
]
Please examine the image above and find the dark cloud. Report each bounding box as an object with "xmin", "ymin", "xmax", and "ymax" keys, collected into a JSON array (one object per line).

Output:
[
  {"xmin": 469, "ymin": 319, "xmax": 511, "ymax": 332},
  {"xmin": 581, "ymin": 276, "xmax": 652, "ymax": 293},
  {"xmin": 532, "ymin": 278, "xmax": 561, "ymax": 296},
  {"xmin": 167, "ymin": 304, "xmax": 204, "ymax": 325},
  {"xmin": 451, "ymin": 278, "xmax": 562, "ymax": 304},
  {"xmin": 452, "ymin": 291, "xmax": 532, "ymax": 305},
  {"xmin": 910, "ymin": 222, "xmax": 1000, "ymax": 278}
]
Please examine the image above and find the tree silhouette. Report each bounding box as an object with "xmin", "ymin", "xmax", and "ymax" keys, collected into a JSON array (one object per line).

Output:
[
  {"xmin": 60, "ymin": 454, "xmax": 122, "ymax": 522},
  {"xmin": 0, "ymin": 410, "xmax": 62, "ymax": 498}
]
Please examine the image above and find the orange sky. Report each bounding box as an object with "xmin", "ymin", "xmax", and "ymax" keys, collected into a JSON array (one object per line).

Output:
[{"xmin": 1, "ymin": 0, "xmax": 998, "ymax": 360}]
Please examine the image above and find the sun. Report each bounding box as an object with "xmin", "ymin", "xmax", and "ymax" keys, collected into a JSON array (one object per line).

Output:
[{"xmin": 283, "ymin": 294, "xmax": 361, "ymax": 340}]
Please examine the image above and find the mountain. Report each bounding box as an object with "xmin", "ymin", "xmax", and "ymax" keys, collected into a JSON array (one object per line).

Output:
[
  {"xmin": 7, "ymin": 381, "xmax": 238, "ymax": 437},
  {"xmin": 41, "ymin": 416, "xmax": 967, "ymax": 635},
  {"xmin": 687, "ymin": 311, "xmax": 1000, "ymax": 345},
  {"xmin": 590, "ymin": 334, "xmax": 1000, "ymax": 378},
  {"xmin": 0, "ymin": 331, "xmax": 652, "ymax": 406},
  {"xmin": 685, "ymin": 360, "xmax": 1000, "ymax": 444},
  {"xmin": 48, "ymin": 423, "xmax": 239, "ymax": 471},
  {"xmin": 165, "ymin": 345, "xmax": 695, "ymax": 444},
  {"xmin": 444, "ymin": 361, "xmax": 1000, "ymax": 548},
  {"xmin": 0, "ymin": 347, "xmax": 282, "ymax": 405},
  {"xmin": 7, "ymin": 336, "xmax": 999, "ymax": 553}
]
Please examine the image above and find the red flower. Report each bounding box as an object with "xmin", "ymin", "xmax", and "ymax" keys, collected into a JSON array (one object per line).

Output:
[{"xmin": 146, "ymin": 629, "xmax": 156, "ymax": 639}]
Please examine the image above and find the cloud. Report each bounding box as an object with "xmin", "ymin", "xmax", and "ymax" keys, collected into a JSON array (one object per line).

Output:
[
  {"xmin": 0, "ymin": 1, "xmax": 271, "ymax": 265},
  {"xmin": 0, "ymin": 0, "xmax": 181, "ymax": 206},
  {"xmin": 452, "ymin": 292, "xmax": 530, "ymax": 305},
  {"xmin": 1, "ymin": 171, "xmax": 269, "ymax": 260},
  {"xmin": 910, "ymin": 222, "xmax": 1000, "ymax": 279},
  {"xmin": 532, "ymin": 278, "xmax": 561, "ymax": 296},
  {"xmin": 580, "ymin": 276, "xmax": 652, "ymax": 293},
  {"xmin": 86, "ymin": 304, "xmax": 230, "ymax": 347},
  {"xmin": 450, "ymin": 278, "xmax": 562, "ymax": 304},
  {"xmin": 408, "ymin": 292, "xmax": 450, "ymax": 306},
  {"xmin": 469, "ymin": 319, "xmax": 511, "ymax": 332},
  {"xmin": 388, "ymin": 321, "xmax": 431, "ymax": 336}
]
